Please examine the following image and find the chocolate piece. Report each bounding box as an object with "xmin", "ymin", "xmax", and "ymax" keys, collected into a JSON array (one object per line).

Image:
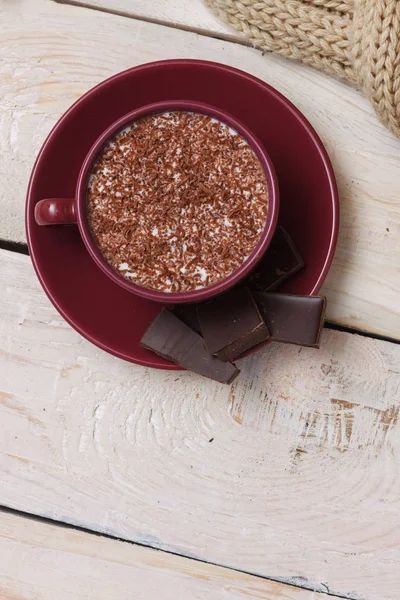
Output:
[
  {"xmin": 249, "ymin": 226, "xmax": 304, "ymax": 292},
  {"xmin": 140, "ymin": 309, "xmax": 239, "ymax": 384},
  {"xmin": 197, "ymin": 288, "xmax": 270, "ymax": 361},
  {"xmin": 254, "ymin": 292, "xmax": 326, "ymax": 348},
  {"xmin": 172, "ymin": 304, "xmax": 201, "ymax": 334}
]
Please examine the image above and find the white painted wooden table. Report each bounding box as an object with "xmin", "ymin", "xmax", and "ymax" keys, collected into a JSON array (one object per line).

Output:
[{"xmin": 1, "ymin": 1, "xmax": 400, "ymax": 599}]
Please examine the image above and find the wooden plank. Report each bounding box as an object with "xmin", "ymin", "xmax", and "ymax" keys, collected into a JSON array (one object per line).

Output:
[
  {"xmin": 2, "ymin": 1, "xmax": 400, "ymax": 339},
  {"xmin": 58, "ymin": 0, "xmax": 239, "ymax": 40},
  {"xmin": 0, "ymin": 510, "xmax": 340, "ymax": 600},
  {"xmin": 1, "ymin": 248, "xmax": 400, "ymax": 600}
]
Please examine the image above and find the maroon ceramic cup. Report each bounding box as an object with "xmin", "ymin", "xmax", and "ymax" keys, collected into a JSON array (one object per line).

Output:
[{"xmin": 34, "ymin": 100, "xmax": 279, "ymax": 304}]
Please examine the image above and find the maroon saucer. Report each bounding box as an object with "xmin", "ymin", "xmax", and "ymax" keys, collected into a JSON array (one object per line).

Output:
[{"xmin": 26, "ymin": 59, "xmax": 339, "ymax": 370}]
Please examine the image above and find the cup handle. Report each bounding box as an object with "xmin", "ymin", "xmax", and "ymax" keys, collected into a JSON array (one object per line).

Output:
[{"xmin": 34, "ymin": 198, "xmax": 77, "ymax": 226}]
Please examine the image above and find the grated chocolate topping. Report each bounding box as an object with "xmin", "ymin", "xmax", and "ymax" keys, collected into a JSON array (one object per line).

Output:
[{"xmin": 87, "ymin": 111, "xmax": 268, "ymax": 293}]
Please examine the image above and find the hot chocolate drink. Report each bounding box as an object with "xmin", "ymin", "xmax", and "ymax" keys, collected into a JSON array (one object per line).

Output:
[{"xmin": 87, "ymin": 111, "xmax": 268, "ymax": 293}]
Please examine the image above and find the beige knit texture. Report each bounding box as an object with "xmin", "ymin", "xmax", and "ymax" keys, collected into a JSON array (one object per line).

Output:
[{"xmin": 205, "ymin": 0, "xmax": 400, "ymax": 137}]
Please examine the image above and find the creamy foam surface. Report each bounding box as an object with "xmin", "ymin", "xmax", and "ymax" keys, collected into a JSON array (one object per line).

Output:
[{"xmin": 87, "ymin": 111, "xmax": 268, "ymax": 292}]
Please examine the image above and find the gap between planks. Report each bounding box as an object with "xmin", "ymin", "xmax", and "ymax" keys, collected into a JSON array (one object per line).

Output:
[
  {"xmin": 1, "ymin": 239, "xmax": 398, "ymax": 347},
  {"xmin": 52, "ymin": 0, "xmax": 245, "ymax": 44},
  {"xmin": 0, "ymin": 505, "xmax": 345, "ymax": 600}
]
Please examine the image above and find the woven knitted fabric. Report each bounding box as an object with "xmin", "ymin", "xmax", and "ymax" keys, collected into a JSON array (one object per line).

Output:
[{"xmin": 205, "ymin": 0, "xmax": 400, "ymax": 137}]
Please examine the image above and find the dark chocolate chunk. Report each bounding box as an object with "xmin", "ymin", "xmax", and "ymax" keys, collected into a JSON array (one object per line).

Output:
[
  {"xmin": 140, "ymin": 309, "xmax": 239, "ymax": 384},
  {"xmin": 249, "ymin": 226, "xmax": 304, "ymax": 292},
  {"xmin": 172, "ymin": 304, "xmax": 201, "ymax": 334},
  {"xmin": 254, "ymin": 292, "xmax": 326, "ymax": 348},
  {"xmin": 197, "ymin": 287, "xmax": 270, "ymax": 361}
]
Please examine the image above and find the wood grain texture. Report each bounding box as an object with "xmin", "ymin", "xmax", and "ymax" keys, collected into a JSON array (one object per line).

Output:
[
  {"xmin": 1, "ymin": 0, "xmax": 400, "ymax": 339},
  {"xmin": 0, "ymin": 511, "xmax": 341, "ymax": 600},
  {"xmin": 1, "ymin": 248, "xmax": 400, "ymax": 600},
  {"xmin": 58, "ymin": 0, "xmax": 239, "ymax": 40}
]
